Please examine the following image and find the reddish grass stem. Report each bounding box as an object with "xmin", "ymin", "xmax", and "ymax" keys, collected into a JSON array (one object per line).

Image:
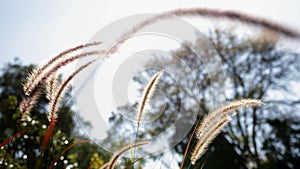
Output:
[
  {"xmin": 179, "ymin": 120, "xmax": 200, "ymax": 169},
  {"xmin": 0, "ymin": 130, "xmax": 27, "ymax": 147},
  {"xmin": 49, "ymin": 140, "xmax": 91, "ymax": 169}
]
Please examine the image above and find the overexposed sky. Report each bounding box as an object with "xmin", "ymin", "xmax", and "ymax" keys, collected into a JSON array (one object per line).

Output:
[{"xmin": 0, "ymin": 0, "xmax": 299, "ymax": 66}]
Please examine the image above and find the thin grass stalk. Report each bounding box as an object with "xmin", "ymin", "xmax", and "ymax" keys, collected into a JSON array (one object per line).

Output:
[
  {"xmin": 49, "ymin": 140, "xmax": 91, "ymax": 169},
  {"xmin": 41, "ymin": 117, "xmax": 57, "ymax": 149},
  {"xmin": 0, "ymin": 130, "xmax": 27, "ymax": 147},
  {"xmin": 99, "ymin": 163, "xmax": 110, "ymax": 169},
  {"xmin": 180, "ymin": 120, "xmax": 200, "ymax": 169},
  {"xmin": 107, "ymin": 141, "xmax": 150, "ymax": 169},
  {"xmin": 133, "ymin": 70, "xmax": 163, "ymax": 161}
]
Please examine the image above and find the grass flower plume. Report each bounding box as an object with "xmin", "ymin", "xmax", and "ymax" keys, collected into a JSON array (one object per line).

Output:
[{"xmin": 190, "ymin": 99, "xmax": 264, "ymax": 165}]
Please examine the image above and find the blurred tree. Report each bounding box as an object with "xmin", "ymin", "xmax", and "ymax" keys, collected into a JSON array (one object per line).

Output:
[
  {"xmin": 261, "ymin": 117, "xmax": 300, "ymax": 169},
  {"xmin": 105, "ymin": 29, "xmax": 300, "ymax": 168},
  {"xmin": 0, "ymin": 59, "xmax": 109, "ymax": 169}
]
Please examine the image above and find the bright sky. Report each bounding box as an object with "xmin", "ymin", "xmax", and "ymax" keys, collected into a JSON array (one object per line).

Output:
[
  {"xmin": 1, "ymin": 1, "xmax": 299, "ymax": 168},
  {"xmin": 0, "ymin": 0, "xmax": 299, "ymax": 66}
]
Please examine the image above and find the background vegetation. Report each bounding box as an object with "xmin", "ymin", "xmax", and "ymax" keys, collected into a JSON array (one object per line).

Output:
[{"xmin": 0, "ymin": 28, "xmax": 300, "ymax": 169}]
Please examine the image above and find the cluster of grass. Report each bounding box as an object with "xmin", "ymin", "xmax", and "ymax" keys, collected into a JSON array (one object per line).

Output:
[{"xmin": 1, "ymin": 7, "xmax": 299, "ymax": 168}]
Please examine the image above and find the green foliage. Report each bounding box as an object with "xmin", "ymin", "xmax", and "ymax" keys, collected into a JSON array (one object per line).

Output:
[{"xmin": 0, "ymin": 59, "xmax": 109, "ymax": 169}]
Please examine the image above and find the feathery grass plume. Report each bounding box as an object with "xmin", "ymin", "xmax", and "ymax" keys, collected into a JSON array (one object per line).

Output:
[
  {"xmin": 36, "ymin": 60, "xmax": 97, "ymax": 169},
  {"xmin": 195, "ymin": 99, "xmax": 263, "ymax": 139},
  {"xmin": 29, "ymin": 50, "xmax": 102, "ymax": 98},
  {"xmin": 109, "ymin": 8, "xmax": 300, "ymax": 53},
  {"xmin": 20, "ymin": 92, "xmax": 41, "ymax": 121},
  {"xmin": 24, "ymin": 42, "xmax": 101, "ymax": 97},
  {"xmin": 23, "ymin": 42, "xmax": 101, "ymax": 96},
  {"xmin": 132, "ymin": 71, "xmax": 162, "ymax": 161},
  {"xmin": 20, "ymin": 51, "xmax": 102, "ymax": 120},
  {"xmin": 165, "ymin": 8, "xmax": 300, "ymax": 38},
  {"xmin": 191, "ymin": 118, "xmax": 230, "ymax": 165},
  {"xmin": 107, "ymin": 141, "xmax": 150, "ymax": 169},
  {"xmin": 45, "ymin": 73, "xmax": 59, "ymax": 103},
  {"xmin": 190, "ymin": 99, "xmax": 263, "ymax": 165},
  {"xmin": 48, "ymin": 59, "xmax": 97, "ymax": 122},
  {"xmin": 137, "ymin": 70, "xmax": 163, "ymax": 126}
]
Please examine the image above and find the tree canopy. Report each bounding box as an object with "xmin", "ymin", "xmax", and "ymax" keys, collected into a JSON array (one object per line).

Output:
[
  {"xmin": 104, "ymin": 29, "xmax": 300, "ymax": 169},
  {"xmin": 0, "ymin": 59, "xmax": 110, "ymax": 169}
]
